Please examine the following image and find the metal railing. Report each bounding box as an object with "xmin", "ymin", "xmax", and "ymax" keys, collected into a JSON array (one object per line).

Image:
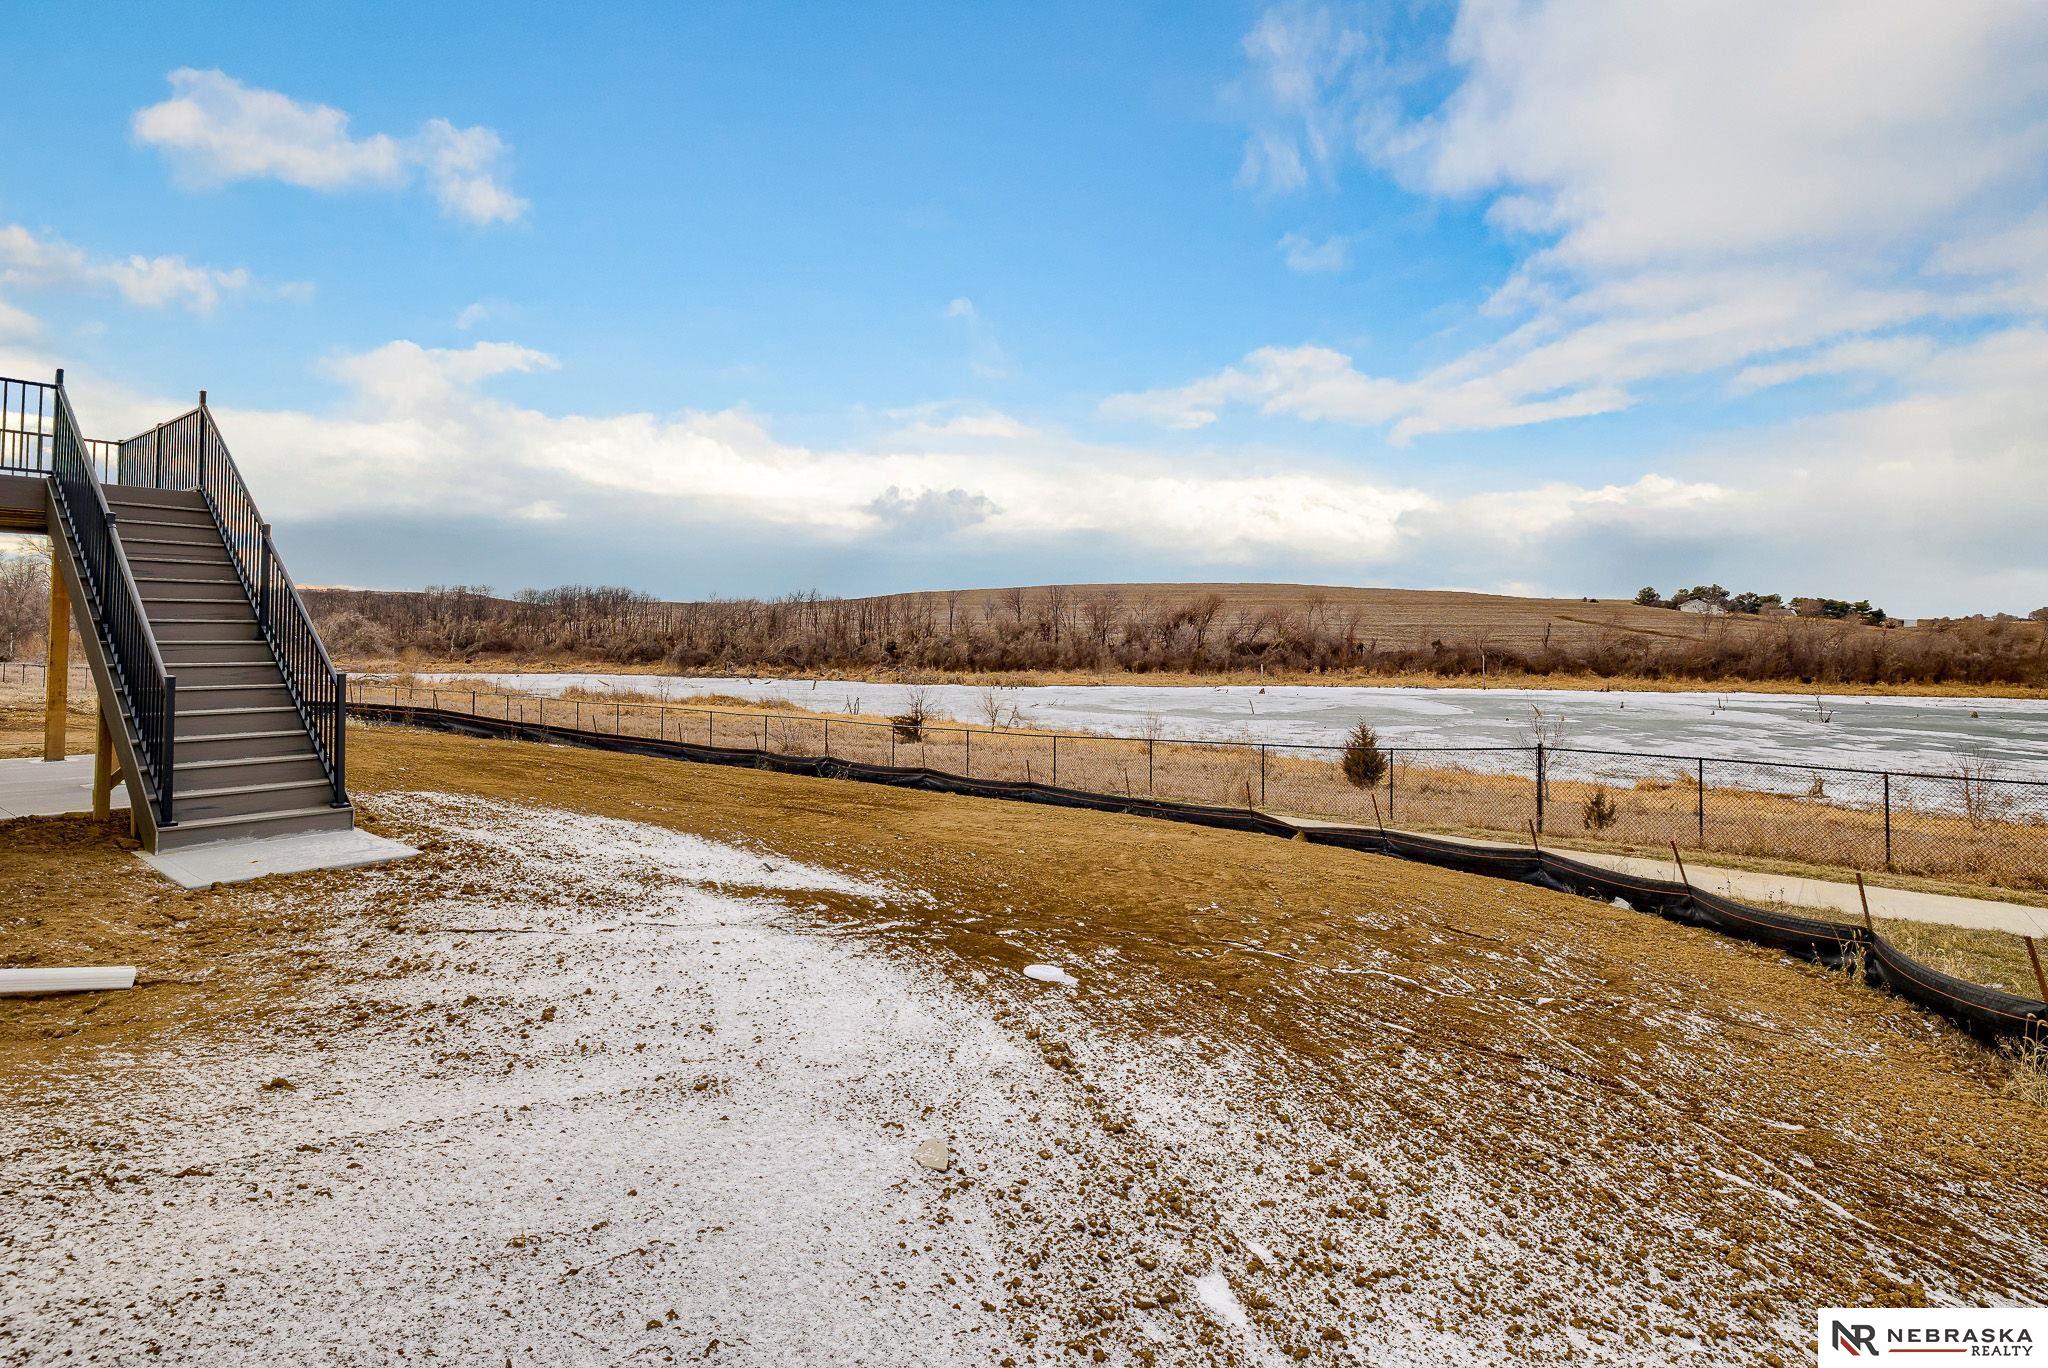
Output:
[
  {"xmin": 43, "ymin": 373, "xmax": 177, "ymax": 824},
  {"xmin": 1, "ymin": 376, "xmax": 116, "ymax": 480},
  {"xmin": 118, "ymin": 399, "xmax": 348, "ymax": 806}
]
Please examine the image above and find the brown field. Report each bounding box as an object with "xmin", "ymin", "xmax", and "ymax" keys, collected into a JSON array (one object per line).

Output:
[
  {"xmin": 893, "ymin": 582, "xmax": 1843, "ymax": 652},
  {"xmin": 6, "ymin": 715, "xmax": 2048, "ymax": 1361},
  {"xmin": 363, "ymin": 678, "xmax": 2048, "ymax": 906}
]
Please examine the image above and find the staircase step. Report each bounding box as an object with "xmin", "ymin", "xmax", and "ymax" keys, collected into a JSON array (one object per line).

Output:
[
  {"xmin": 176, "ymin": 754, "xmax": 329, "ymax": 790},
  {"xmin": 104, "ymin": 485, "xmax": 207, "ymax": 510},
  {"xmin": 175, "ymin": 729, "xmax": 322, "ymax": 762},
  {"xmin": 111, "ymin": 509, "xmax": 218, "ymax": 531},
  {"xmin": 128, "ymin": 551, "xmax": 235, "ymax": 571},
  {"xmin": 176, "ymin": 704, "xmax": 304, "ymax": 738},
  {"xmin": 143, "ymin": 601, "xmax": 256, "ymax": 622},
  {"xmin": 170, "ymin": 663, "xmax": 285, "ymax": 686},
  {"xmin": 155, "ymin": 620, "xmax": 262, "ymax": 642},
  {"xmin": 121, "ymin": 527, "xmax": 223, "ymax": 549},
  {"xmin": 158, "ymin": 804, "xmax": 355, "ymax": 849},
  {"xmin": 172, "ymin": 778, "xmax": 340, "ymax": 823},
  {"xmin": 139, "ymin": 577, "xmax": 245, "ymax": 597},
  {"xmin": 161, "ymin": 642, "xmax": 275, "ymax": 665},
  {"xmin": 179, "ymin": 684, "xmax": 294, "ymax": 712}
]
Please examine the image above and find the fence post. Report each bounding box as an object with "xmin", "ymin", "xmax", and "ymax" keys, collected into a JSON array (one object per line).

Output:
[
  {"xmin": 1147, "ymin": 737, "xmax": 1154, "ymax": 794},
  {"xmin": 1882, "ymin": 772, "xmax": 1893, "ymax": 870},
  {"xmin": 2025, "ymin": 936, "xmax": 2048, "ymax": 1004},
  {"xmin": 1259, "ymin": 745, "xmax": 1267, "ymax": 806},
  {"xmin": 258, "ymin": 525, "xmax": 272, "ymax": 620},
  {"xmin": 824, "ymin": 718, "xmax": 830, "ymax": 758},
  {"xmin": 761, "ymin": 714, "xmax": 768, "ymax": 751},
  {"xmin": 1534, "ymin": 743, "xmax": 1546, "ymax": 834},
  {"xmin": 1696, "ymin": 758, "xmax": 1706, "ymax": 843},
  {"xmin": 1051, "ymin": 735, "xmax": 1059, "ymax": 786},
  {"xmin": 963, "ymin": 726, "xmax": 969, "ymax": 776},
  {"xmin": 1387, "ymin": 750, "xmax": 1396, "ymax": 821}
]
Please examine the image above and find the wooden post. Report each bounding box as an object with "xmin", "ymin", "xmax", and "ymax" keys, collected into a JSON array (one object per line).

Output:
[
  {"xmin": 2023, "ymin": 936, "xmax": 2047, "ymax": 1005},
  {"xmin": 42, "ymin": 560, "xmax": 70, "ymax": 761},
  {"xmin": 1855, "ymin": 871, "xmax": 1876, "ymax": 934},
  {"xmin": 91, "ymin": 707, "xmax": 114, "ymax": 820},
  {"xmin": 1668, "ymin": 840, "xmax": 1692, "ymax": 896}
]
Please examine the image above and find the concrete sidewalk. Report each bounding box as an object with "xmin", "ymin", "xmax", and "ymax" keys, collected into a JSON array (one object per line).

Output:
[
  {"xmin": 2, "ymin": 754, "xmax": 413, "ymax": 889},
  {"xmin": 0, "ymin": 755, "xmax": 126, "ymax": 819},
  {"xmin": 1272, "ymin": 812, "xmax": 2048, "ymax": 938}
]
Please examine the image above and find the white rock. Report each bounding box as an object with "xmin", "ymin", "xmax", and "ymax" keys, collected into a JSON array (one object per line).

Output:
[
  {"xmin": 913, "ymin": 1138, "xmax": 951, "ymax": 1172},
  {"xmin": 1022, "ymin": 964, "xmax": 1078, "ymax": 987}
]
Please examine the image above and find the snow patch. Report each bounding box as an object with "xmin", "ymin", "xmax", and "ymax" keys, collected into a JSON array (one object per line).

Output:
[{"xmin": 1193, "ymin": 1271, "xmax": 1249, "ymax": 1329}]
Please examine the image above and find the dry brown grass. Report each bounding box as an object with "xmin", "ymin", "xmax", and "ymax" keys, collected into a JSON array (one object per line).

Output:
[
  {"xmin": 361, "ymin": 679, "xmax": 2048, "ymax": 902},
  {"xmin": 1748, "ymin": 898, "xmax": 2046, "ymax": 1000},
  {"xmin": 0, "ymin": 673, "xmax": 99, "ymax": 760},
  {"xmin": 9, "ymin": 714, "xmax": 2048, "ymax": 1359}
]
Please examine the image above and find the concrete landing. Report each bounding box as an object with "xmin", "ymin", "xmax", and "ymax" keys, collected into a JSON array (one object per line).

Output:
[
  {"xmin": 139, "ymin": 827, "xmax": 417, "ymax": 890},
  {"xmin": 0, "ymin": 755, "xmax": 127, "ymax": 819}
]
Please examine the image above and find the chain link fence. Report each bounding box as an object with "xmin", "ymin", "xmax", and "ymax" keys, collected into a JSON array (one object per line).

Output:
[{"xmin": 352, "ymin": 679, "xmax": 2048, "ymax": 896}]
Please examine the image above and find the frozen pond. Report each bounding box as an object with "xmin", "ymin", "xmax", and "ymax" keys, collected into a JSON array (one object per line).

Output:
[{"xmin": 402, "ymin": 673, "xmax": 2048, "ymax": 781}]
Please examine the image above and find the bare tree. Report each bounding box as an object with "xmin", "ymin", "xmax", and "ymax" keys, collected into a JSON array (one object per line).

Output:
[{"xmin": 0, "ymin": 547, "xmax": 51, "ymax": 661}]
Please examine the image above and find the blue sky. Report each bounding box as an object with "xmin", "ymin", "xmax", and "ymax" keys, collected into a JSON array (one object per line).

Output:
[{"xmin": 3, "ymin": 2, "xmax": 2046, "ymax": 614}]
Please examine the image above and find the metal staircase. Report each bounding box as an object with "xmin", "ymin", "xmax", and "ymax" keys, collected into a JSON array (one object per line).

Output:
[{"xmin": 2, "ymin": 370, "xmax": 349, "ymax": 850}]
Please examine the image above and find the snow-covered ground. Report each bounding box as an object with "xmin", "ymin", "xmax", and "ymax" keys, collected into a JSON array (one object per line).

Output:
[
  {"xmin": 405, "ymin": 673, "xmax": 2048, "ymax": 778},
  {"xmin": 7, "ymin": 789, "xmax": 2046, "ymax": 1362},
  {"xmin": 0, "ymin": 796, "xmax": 1393, "ymax": 1363}
]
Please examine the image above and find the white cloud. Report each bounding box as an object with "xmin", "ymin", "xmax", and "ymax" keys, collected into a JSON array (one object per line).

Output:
[
  {"xmin": 321, "ymin": 339, "xmax": 558, "ymax": 413},
  {"xmin": 1729, "ymin": 335, "xmax": 1937, "ymax": 395},
  {"xmin": 1129, "ymin": 3, "xmax": 2048, "ymax": 441},
  {"xmin": 1401, "ymin": 1, "xmax": 2048, "ymax": 269},
  {"xmin": 133, "ymin": 69, "xmax": 527, "ymax": 225},
  {"xmin": 0, "ymin": 224, "xmax": 289, "ymax": 314},
  {"xmin": 940, "ymin": 297, "xmax": 1011, "ymax": 380},
  {"xmin": 21, "ymin": 320, "xmax": 2040, "ymax": 611},
  {"xmin": 1278, "ymin": 232, "xmax": 1349, "ymax": 273}
]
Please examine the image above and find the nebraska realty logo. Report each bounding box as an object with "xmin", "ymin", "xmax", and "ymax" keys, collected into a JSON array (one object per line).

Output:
[{"xmin": 1819, "ymin": 1308, "xmax": 2044, "ymax": 1361}]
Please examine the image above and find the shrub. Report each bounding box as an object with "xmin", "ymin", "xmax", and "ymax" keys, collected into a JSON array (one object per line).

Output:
[
  {"xmin": 1581, "ymin": 788, "xmax": 1618, "ymax": 831},
  {"xmin": 1340, "ymin": 722, "xmax": 1388, "ymax": 789},
  {"xmin": 891, "ymin": 686, "xmax": 930, "ymax": 742}
]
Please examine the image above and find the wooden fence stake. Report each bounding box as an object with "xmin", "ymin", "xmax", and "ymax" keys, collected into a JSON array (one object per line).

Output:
[
  {"xmin": 1369, "ymin": 791, "xmax": 1386, "ymax": 836},
  {"xmin": 1855, "ymin": 872, "xmax": 1875, "ymax": 934},
  {"xmin": 1527, "ymin": 819, "xmax": 1541, "ymax": 854},
  {"xmin": 2026, "ymin": 936, "xmax": 2048, "ymax": 1005},
  {"xmin": 1668, "ymin": 840, "xmax": 1692, "ymax": 896}
]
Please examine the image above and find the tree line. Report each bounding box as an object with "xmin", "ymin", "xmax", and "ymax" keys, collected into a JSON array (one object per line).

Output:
[{"xmin": 303, "ymin": 583, "xmax": 2048, "ymax": 688}]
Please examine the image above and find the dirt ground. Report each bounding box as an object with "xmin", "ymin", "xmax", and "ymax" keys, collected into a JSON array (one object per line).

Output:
[{"xmin": 4, "ymin": 720, "xmax": 2047, "ymax": 1364}]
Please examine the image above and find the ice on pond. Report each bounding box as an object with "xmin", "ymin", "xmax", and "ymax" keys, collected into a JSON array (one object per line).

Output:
[{"xmin": 404, "ymin": 671, "xmax": 2048, "ymax": 781}]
